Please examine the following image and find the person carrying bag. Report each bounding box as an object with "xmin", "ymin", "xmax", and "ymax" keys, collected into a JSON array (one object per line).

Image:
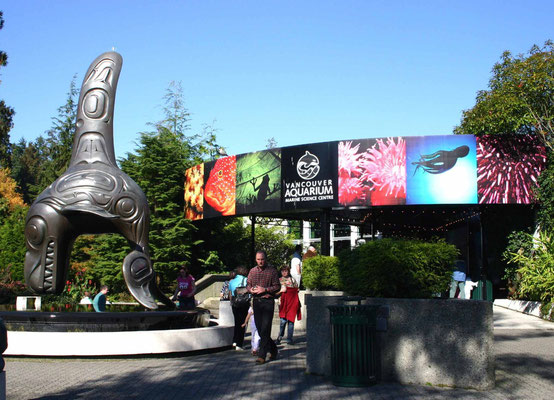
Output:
[{"xmin": 229, "ymin": 266, "xmax": 251, "ymax": 350}]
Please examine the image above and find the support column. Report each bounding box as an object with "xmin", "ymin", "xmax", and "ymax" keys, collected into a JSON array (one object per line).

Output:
[
  {"xmin": 320, "ymin": 209, "xmax": 331, "ymax": 256},
  {"xmin": 250, "ymin": 215, "xmax": 256, "ymax": 265}
]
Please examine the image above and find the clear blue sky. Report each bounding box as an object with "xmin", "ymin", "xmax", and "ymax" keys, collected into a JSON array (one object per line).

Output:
[{"xmin": 1, "ymin": 1, "xmax": 553, "ymax": 158}]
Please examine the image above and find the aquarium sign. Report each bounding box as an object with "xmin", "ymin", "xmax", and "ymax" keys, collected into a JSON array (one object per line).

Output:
[{"xmin": 281, "ymin": 142, "xmax": 338, "ymax": 209}]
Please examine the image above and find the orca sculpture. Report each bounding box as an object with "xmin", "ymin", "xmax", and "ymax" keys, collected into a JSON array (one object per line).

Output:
[{"xmin": 23, "ymin": 52, "xmax": 172, "ymax": 309}]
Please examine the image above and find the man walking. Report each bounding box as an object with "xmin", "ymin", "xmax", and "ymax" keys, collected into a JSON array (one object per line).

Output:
[{"xmin": 247, "ymin": 250, "xmax": 280, "ymax": 364}]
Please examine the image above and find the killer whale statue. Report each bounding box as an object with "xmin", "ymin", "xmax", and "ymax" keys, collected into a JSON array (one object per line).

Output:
[{"xmin": 23, "ymin": 51, "xmax": 173, "ymax": 309}]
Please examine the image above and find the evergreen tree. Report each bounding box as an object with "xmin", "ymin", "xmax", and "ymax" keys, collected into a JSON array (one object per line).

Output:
[
  {"xmin": 10, "ymin": 138, "xmax": 43, "ymax": 204},
  {"xmin": 0, "ymin": 168, "xmax": 27, "ymax": 281},
  {"xmin": 123, "ymin": 126, "xmax": 198, "ymax": 289},
  {"xmin": 0, "ymin": 11, "xmax": 15, "ymax": 169},
  {"xmin": 39, "ymin": 77, "xmax": 79, "ymax": 187}
]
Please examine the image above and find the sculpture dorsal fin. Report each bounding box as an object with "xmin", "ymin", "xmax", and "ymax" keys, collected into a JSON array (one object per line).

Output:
[{"xmin": 69, "ymin": 51, "xmax": 122, "ymax": 168}]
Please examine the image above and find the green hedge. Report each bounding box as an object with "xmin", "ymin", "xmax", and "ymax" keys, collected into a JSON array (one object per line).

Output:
[
  {"xmin": 302, "ymin": 255, "xmax": 342, "ymax": 291},
  {"xmin": 302, "ymin": 238, "xmax": 458, "ymax": 299}
]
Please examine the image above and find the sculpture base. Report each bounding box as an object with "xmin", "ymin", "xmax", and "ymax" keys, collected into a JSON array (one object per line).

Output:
[
  {"xmin": 0, "ymin": 310, "xmax": 211, "ymax": 332},
  {"xmin": 1, "ymin": 310, "xmax": 234, "ymax": 356}
]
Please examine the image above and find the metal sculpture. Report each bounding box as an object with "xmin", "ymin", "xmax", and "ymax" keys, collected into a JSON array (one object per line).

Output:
[{"xmin": 24, "ymin": 52, "xmax": 172, "ymax": 309}]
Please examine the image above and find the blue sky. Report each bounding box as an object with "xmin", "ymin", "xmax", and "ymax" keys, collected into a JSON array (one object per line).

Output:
[{"xmin": 1, "ymin": 1, "xmax": 553, "ymax": 159}]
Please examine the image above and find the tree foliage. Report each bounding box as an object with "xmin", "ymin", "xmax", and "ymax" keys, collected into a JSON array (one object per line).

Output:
[
  {"xmin": 301, "ymin": 238, "xmax": 458, "ymax": 299},
  {"xmin": 302, "ymin": 255, "xmax": 342, "ymax": 291},
  {"xmin": 107, "ymin": 81, "xmax": 220, "ymax": 291},
  {"xmin": 507, "ymin": 231, "xmax": 554, "ymax": 318},
  {"xmin": 9, "ymin": 138, "xmax": 43, "ymax": 204},
  {"xmin": 0, "ymin": 11, "xmax": 14, "ymax": 169},
  {"xmin": 0, "ymin": 168, "xmax": 27, "ymax": 282},
  {"xmin": 254, "ymin": 223, "xmax": 295, "ymax": 269},
  {"xmin": 0, "ymin": 204, "xmax": 28, "ymax": 282},
  {"xmin": 40, "ymin": 77, "xmax": 79, "ymax": 186},
  {"xmin": 456, "ymin": 41, "xmax": 554, "ymax": 300},
  {"xmin": 455, "ymin": 41, "xmax": 554, "ymax": 149},
  {"xmin": 0, "ymin": 167, "xmax": 25, "ymax": 211},
  {"xmin": 8, "ymin": 79, "xmax": 78, "ymax": 204}
]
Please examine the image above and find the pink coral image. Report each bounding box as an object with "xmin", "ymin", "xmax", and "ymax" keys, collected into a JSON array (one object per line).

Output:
[
  {"xmin": 476, "ymin": 135, "xmax": 546, "ymax": 204},
  {"xmin": 338, "ymin": 137, "xmax": 406, "ymax": 206}
]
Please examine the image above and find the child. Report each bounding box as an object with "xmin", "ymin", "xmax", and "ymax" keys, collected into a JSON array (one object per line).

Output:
[
  {"xmin": 242, "ymin": 305, "xmax": 260, "ymax": 356},
  {"xmin": 276, "ymin": 265, "xmax": 300, "ymax": 345}
]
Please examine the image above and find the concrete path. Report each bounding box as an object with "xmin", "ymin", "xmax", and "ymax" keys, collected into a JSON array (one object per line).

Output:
[
  {"xmin": 493, "ymin": 304, "xmax": 554, "ymax": 330},
  {"xmin": 4, "ymin": 305, "xmax": 553, "ymax": 399}
]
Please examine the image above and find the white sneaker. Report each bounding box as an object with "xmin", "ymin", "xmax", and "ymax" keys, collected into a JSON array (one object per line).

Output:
[{"xmin": 235, "ymin": 346, "xmax": 244, "ymax": 351}]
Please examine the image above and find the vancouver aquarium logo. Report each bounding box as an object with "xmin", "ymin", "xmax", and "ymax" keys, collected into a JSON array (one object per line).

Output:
[{"xmin": 296, "ymin": 151, "xmax": 320, "ymax": 180}]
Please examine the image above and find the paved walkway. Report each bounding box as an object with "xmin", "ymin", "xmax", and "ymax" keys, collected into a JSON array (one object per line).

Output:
[{"xmin": 4, "ymin": 305, "xmax": 554, "ymax": 399}]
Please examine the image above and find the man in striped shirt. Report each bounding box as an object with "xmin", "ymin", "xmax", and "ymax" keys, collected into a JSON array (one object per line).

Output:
[{"xmin": 247, "ymin": 250, "xmax": 280, "ymax": 364}]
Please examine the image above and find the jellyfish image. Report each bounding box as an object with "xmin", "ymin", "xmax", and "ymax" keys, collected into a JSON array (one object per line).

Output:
[{"xmin": 412, "ymin": 145, "xmax": 470, "ymax": 175}]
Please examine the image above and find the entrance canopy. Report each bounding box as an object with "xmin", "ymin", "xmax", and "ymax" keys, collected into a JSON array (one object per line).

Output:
[{"xmin": 184, "ymin": 134, "xmax": 546, "ymax": 232}]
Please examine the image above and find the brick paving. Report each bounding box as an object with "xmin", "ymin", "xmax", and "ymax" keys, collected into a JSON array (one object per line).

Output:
[{"xmin": 4, "ymin": 308, "xmax": 554, "ymax": 399}]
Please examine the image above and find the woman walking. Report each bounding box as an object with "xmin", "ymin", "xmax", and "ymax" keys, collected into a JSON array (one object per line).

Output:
[
  {"xmin": 276, "ymin": 265, "xmax": 301, "ymax": 345},
  {"xmin": 171, "ymin": 265, "xmax": 196, "ymax": 310},
  {"xmin": 229, "ymin": 266, "xmax": 250, "ymax": 350}
]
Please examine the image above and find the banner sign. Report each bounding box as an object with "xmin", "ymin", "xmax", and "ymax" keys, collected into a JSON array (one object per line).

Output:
[{"xmin": 184, "ymin": 134, "xmax": 546, "ymax": 220}]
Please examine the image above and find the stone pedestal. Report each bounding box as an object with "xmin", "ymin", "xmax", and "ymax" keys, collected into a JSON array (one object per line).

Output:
[
  {"xmin": 218, "ymin": 300, "xmax": 234, "ymax": 326},
  {"xmin": 16, "ymin": 296, "xmax": 41, "ymax": 311},
  {"xmin": 305, "ymin": 295, "xmax": 495, "ymax": 390}
]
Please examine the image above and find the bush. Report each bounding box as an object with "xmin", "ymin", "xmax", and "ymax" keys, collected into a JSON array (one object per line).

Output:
[
  {"xmin": 339, "ymin": 238, "xmax": 458, "ymax": 299},
  {"xmin": 507, "ymin": 231, "xmax": 554, "ymax": 308},
  {"xmin": 302, "ymin": 255, "xmax": 342, "ymax": 291},
  {"xmin": 502, "ymin": 230, "xmax": 534, "ymax": 295}
]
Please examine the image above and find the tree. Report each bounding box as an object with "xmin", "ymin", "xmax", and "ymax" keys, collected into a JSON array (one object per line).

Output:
[
  {"xmin": 153, "ymin": 81, "xmax": 218, "ymax": 164},
  {"xmin": 456, "ymin": 41, "xmax": 554, "ymax": 300},
  {"xmin": 0, "ymin": 168, "xmax": 27, "ymax": 282},
  {"xmin": 10, "ymin": 138, "xmax": 44, "ymax": 204},
  {"xmin": 0, "ymin": 11, "xmax": 15, "ymax": 169},
  {"xmin": 40, "ymin": 77, "xmax": 79, "ymax": 186},
  {"xmin": 266, "ymin": 137, "xmax": 278, "ymax": 149},
  {"xmin": 254, "ymin": 223, "xmax": 295, "ymax": 269},
  {"xmin": 111, "ymin": 82, "xmax": 219, "ymax": 290},
  {"xmin": 0, "ymin": 167, "xmax": 25, "ymax": 211},
  {"xmin": 192, "ymin": 217, "xmax": 251, "ymax": 274},
  {"xmin": 455, "ymin": 41, "xmax": 554, "ymax": 149}
]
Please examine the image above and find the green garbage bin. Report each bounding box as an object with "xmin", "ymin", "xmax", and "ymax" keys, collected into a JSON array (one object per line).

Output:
[{"xmin": 328, "ymin": 303, "xmax": 379, "ymax": 387}]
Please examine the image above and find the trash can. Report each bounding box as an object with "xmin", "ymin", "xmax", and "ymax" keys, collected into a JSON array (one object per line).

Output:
[{"xmin": 328, "ymin": 302, "xmax": 379, "ymax": 387}]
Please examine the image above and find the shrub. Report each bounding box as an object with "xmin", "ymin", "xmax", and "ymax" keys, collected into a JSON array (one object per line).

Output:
[
  {"xmin": 507, "ymin": 231, "xmax": 554, "ymax": 308},
  {"xmin": 339, "ymin": 238, "xmax": 458, "ymax": 299},
  {"xmin": 302, "ymin": 255, "xmax": 342, "ymax": 291},
  {"xmin": 502, "ymin": 230, "xmax": 534, "ymax": 296}
]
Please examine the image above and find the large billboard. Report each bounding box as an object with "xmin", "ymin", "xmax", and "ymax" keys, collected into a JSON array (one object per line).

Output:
[{"xmin": 184, "ymin": 134, "xmax": 546, "ymax": 220}]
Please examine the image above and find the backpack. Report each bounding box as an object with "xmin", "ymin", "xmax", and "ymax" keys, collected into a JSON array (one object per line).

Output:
[{"xmin": 231, "ymin": 277, "xmax": 252, "ymax": 307}]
